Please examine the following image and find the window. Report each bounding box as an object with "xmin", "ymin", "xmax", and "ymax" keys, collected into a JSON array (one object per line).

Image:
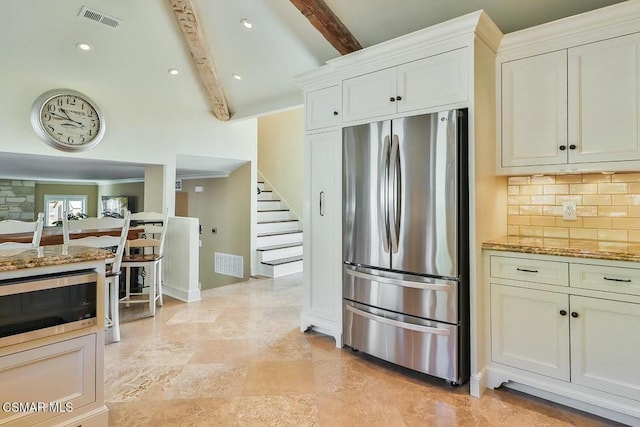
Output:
[{"xmin": 44, "ymin": 195, "xmax": 88, "ymax": 226}]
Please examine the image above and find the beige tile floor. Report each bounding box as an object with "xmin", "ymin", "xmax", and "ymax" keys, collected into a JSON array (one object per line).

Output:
[{"xmin": 105, "ymin": 273, "xmax": 619, "ymax": 426}]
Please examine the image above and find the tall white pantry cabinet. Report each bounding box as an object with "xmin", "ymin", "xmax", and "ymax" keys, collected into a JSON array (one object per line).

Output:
[{"xmin": 296, "ymin": 9, "xmax": 507, "ymax": 393}]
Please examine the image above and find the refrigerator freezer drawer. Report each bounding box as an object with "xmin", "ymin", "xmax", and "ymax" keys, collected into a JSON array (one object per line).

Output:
[
  {"xmin": 343, "ymin": 301, "xmax": 461, "ymax": 383},
  {"xmin": 343, "ymin": 265, "xmax": 458, "ymax": 324}
]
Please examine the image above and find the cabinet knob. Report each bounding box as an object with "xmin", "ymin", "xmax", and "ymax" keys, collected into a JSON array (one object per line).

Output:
[
  {"xmin": 559, "ymin": 145, "xmax": 567, "ymax": 151},
  {"xmin": 559, "ymin": 310, "xmax": 567, "ymax": 316},
  {"xmin": 390, "ymin": 97, "xmax": 396, "ymax": 102},
  {"xmin": 396, "ymin": 96, "xmax": 402, "ymax": 101},
  {"xmin": 569, "ymin": 144, "xmax": 576, "ymax": 150},
  {"xmin": 571, "ymin": 312, "xmax": 579, "ymax": 318},
  {"xmin": 333, "ymin": 111, "xmax": 339, "ymax": 116}
]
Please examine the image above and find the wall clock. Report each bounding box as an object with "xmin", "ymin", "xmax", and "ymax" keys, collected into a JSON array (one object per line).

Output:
[{"xmin": 30, "ymin": 89, "xmax": 106, "ymax": 152}]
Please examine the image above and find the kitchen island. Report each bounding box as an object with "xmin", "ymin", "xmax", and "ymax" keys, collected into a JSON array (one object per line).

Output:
[
  {"xmin": 482, "ymin": 237, "xmax": 640, "ymax": 425},
  {"xmin": 0, "ymin": 245, "xmax": 113, "ymax": 426}
]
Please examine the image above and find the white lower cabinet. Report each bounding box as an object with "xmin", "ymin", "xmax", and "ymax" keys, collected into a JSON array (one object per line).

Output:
[
  {"xmin": 570, "ymin": 295, "xmax": 640, "ymax": 401},
  {"xmin": 486, "ymin": 251, "xmax": 640, "ymax": 424},
  {"xmin": 491, "ymin": 284, "xmax": 569, "ymax": 380},
  {"xmin": 0, "ymin": 333, "xmax": 104, "ymax": 426}
]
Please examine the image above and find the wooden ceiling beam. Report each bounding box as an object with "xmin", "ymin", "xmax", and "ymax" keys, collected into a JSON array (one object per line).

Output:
[
  {"xmin": 169, "ymin": 0, "xmax": 231, "ymax": 121},
  {"xmin": 289, "ymin": 0, "xmax": 362, "ymax": 55}
]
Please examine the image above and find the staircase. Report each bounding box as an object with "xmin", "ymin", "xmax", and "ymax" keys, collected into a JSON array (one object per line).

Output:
[{"xmin": 255, "ymin": 180, "xmax": 303, "ymax": 277}]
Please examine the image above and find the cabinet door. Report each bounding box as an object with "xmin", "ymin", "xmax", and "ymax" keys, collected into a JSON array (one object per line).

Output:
[
  {"xmin": 0, "ymin": 334, "xmax": 96, "ymax": 425},
  {"xmin": 306, "ymin": 85, "xmax": 340, "ymax": 131},
  {"xmin": 397, "ymin": 48, "xmax": 468, "ymax": 114},
  {"xmin": 342, "ymin": 67, "xmax": 397, "ymax": 122},
  {"xmin": 568, "ymin": 34, "xmax": 640, "ymax": 163},
  {"xmin": 570, "ymin": 296, "xmax": 640, "ymax": 400},
  {"xmin": 491, "ymin": 284, "xmax": 570, "ymax": 380},
  {"xmin": 304, "ymin": 131, "xmax": 339, "ymax": 321},
  {"xmin": 500, "ymin": 51, "xmax": 568, "ymax": 167}
]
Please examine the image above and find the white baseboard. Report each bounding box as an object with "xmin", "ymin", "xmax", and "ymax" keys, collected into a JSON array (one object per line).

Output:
[
  {"xmin": 487, "ymin": 365, "xmax": 640, "ymax": 426},
  {"xmin": 504, "ymin": 382, "xmax": 640, "ymax": 426},
  {"xmin": 470, "ymin": 368, "xmax": 487, "ymax": 397},
  {"xmin": 163, "ymin": 285, "xmax": 201, "ymax": 302}
]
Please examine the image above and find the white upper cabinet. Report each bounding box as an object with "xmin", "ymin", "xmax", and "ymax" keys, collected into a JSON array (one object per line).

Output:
[
  {"xmin": 498, "ymin": 31, "xmax": 640, "ymax": 174},
  {"xmin": 568, "ymin": 34, "xmax": 640, "ymax": 164},
  {"xmin": 343, "ymin": 48, "xmax": 468, "ymax": 123},
  {"xmin": 342, "ymin": 67, "xmax": 397, "ymax": 123},
  {"xmin": 305, "ymin": 85, "xmax": 341, "ymax": 131},
  {"xmin": 500, "ymin": 51, "xmax": 567, "ymax": 167},
  {"xmin": 397, "ymin": 49, "xmax": 469, "ymax": 114}
]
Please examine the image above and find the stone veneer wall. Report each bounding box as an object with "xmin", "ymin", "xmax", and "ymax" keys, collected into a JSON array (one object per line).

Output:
[
  {"xmin": 507, "ymin": 172, "xmax": 640, "ymax": 242},
  {"xmin": 0, "ymin": 180, "xmax": 35, "ymax": 221}
]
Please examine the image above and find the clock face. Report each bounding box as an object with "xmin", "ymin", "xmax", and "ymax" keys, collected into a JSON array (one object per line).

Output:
[{"xmin": 31, "ymin": 89, "xmax": 105, "ymax": 152}]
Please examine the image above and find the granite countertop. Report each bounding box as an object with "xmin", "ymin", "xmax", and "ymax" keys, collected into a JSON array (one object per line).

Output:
[
  {"xmin": 0, "ymin": 245, "xmax": 115, "ymax": 272},
  {"xmin": 482, "ymin": 236, "xmax": 640, "ymax": 263}
]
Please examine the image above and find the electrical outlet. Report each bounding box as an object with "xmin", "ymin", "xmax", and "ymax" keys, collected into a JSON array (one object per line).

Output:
[{"xmin": 562, "ymin": 202, "xmax": 577, "ymax": 220}]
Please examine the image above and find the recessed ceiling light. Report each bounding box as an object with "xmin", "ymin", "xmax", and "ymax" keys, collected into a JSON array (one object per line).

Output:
[
  {"xmin": 240, "ymin": 19, "xmax": 253, "ymax": 29},
  {"xmin": 76, "ymin": 42, "xmax": 92, "ymax": 51},
  {"xmin": 168, "ymin": 68, "xmax": 179, "ymax": 75},
  {"xmin": 232, "ymin": 74, "xmax": 242, "ymax": 80}
]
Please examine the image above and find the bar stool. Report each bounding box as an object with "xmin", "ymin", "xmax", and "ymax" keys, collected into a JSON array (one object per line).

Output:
[
  {"xmin": 120, "ymin": 211, "xmax": 167, "ymax": 316},
  {"xmin": 0, "ymin": 213, "xmax": 44, "ymax": 250},
  {"xmin": 63, "ymin": 212, "xmax": 130, "ymax": 342}
]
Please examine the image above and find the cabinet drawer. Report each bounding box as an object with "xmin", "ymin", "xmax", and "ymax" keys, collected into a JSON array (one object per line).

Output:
[
  {"xmin": 490, "ymin": 255, "xmax": 568, "ymax": 286},
  {"xmin": 570, "ymin": 263, "xmax": 640, "ymax": 296}
]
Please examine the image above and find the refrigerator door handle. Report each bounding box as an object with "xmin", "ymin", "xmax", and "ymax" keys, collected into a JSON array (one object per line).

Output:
[
  {"xmin": 319, "ymin": 191, "xmax": 325, "ymax": 216},
  {"xmin": 346, "ymin": 304, "xmax": 451, "ymax": 336},
  {"xmin": 381, "ymin": 135, "xmax": 391, "ymax": 253},
  {"xmin": 389, "ymin": 134, "xmax": 401, "ymax": 254},
  {"xmin": 346, "ymin": 267, "xmax": 453, "ymax": 292}
]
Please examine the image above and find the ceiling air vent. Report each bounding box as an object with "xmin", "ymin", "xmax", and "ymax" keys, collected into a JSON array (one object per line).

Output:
[{"xmin": 78, "ymin": 6, "xmax": 122, "ymax": 29}]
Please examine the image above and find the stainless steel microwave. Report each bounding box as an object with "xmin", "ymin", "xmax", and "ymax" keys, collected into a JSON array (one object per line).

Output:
[{"xmin": 0, "ymin": 270, "xmax": 98, "ymax": 348}]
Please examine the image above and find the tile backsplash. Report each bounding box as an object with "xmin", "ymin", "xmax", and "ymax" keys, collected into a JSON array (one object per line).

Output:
[{"xmin": 507, "ymin": 173, "xmax": 640, "ymax": 242}]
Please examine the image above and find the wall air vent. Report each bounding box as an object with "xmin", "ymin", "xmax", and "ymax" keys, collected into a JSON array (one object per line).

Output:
[
  {"xmin": 78, "ymin": 6, "xmax": 122, "ymax": 29},
  {"xmin": 214, "ymin": 252, "xmax": 244, "ymax": 278}
]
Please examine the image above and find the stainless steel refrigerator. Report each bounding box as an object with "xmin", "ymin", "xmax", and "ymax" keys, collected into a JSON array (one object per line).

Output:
[{"xmin": 342, "ymin": 109, "xmax": 469, "ymax": 385}]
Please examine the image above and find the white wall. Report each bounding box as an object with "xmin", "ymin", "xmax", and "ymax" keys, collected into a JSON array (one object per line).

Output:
[
  {"xmin": 0, "ymin": 73, "xmax": 258, "ymax": 216},
  {"xmin": 258, "ymin": 107, "xmax": 304, "ymax": 218},
  {"xmin": 0, "ymin": 1, "xmax": 259, "ymax": 278}
]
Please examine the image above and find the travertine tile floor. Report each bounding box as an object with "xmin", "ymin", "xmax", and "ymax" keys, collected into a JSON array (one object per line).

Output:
[{"xmin": 105, "ymin": 273, "xmax": 619, "ymax": 426}]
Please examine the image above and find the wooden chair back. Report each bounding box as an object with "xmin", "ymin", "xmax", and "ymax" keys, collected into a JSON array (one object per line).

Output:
[
  {"xmin": 126, "ymin": 211, "xmax": 168, "ymax": 258},
  {"xmin": 0, "ymin": 212, "xmax": 44, "ymax": 250},
  {"xmin": 63, "ymin": 212, "xmax": 131, "ymax": 271}
]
